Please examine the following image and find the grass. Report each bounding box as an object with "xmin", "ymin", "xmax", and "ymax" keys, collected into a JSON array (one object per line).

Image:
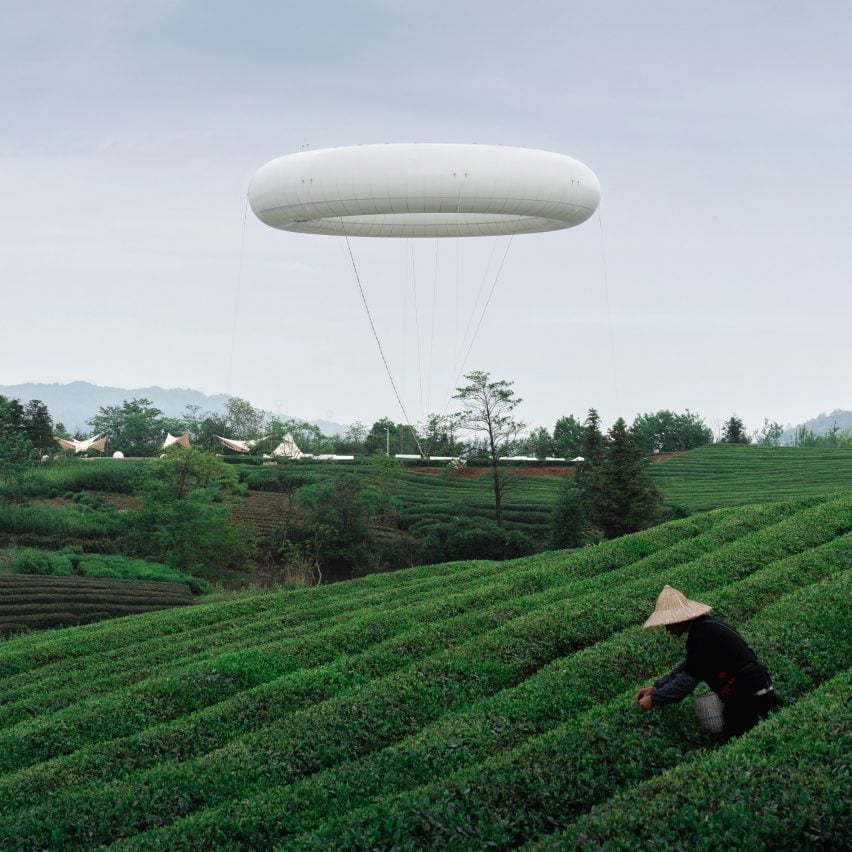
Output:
[{"xmin": 0, "ymin": 491, "xmax": 848, "ymax": 848}]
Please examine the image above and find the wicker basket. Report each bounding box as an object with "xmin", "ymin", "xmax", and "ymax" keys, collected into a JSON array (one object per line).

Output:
[{"xmin": 694, "ymin": 691, "xmax": 724, "ymax": 733}]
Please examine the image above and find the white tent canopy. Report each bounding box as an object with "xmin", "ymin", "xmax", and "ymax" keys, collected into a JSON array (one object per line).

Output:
[
  {"xmin": 162, "ymin": 432, "xmax": 190, "ymax": 449},
  {"xmin": 214, "ymin": 436, "xmax": 251, "ymax": 453},
  {"xmin": 56, "ymin": 435, "xmax": 108, "ymax": 454},
  {"xmin": 271, "ymin": 434, "xmax": 303, "ymax": 459}
]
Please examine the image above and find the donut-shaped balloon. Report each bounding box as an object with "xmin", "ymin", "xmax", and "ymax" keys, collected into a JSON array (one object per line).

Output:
[{"xmin": 249, "ymin": 143, "xmax": 600, "ymax": 238}]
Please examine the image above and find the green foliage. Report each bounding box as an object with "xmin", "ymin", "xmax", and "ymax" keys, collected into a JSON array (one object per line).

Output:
[
  {"xmin": 3, "ymin": 547, "xmax": 209, "ymax": 593},
  {"xmin": 419, "ymin": 518, "xmax": 533, "ymax": 563},
  {"xmin": 591, "ymin": 417, "xmax": 661, "ymax": 538},
  {"xmin": 131, "ymin": 448, "xmax": 255, "ymax": 573},
  {"xmin": 631, "ymin": 408, "xmax": 713, "ymax": 454},
  {"xmin": 552, "ymin": 414, "xmax": 585, "ymax": 459},
  {"xmin": 454, "ymin": 371, "xmax": 525, "ymax": 527},
  {"xmin": 549, "ymin": 477, "xmax": 585, "ymax": 549},
  {"xmin": 721, "ymin": 414, "xmax": 751, "ymax": 444},
  {"xmin": 0, "ymin": 494, "xmax": 848, "ymax": 849},
  {"xmin": 87, "ymin": 398, "xmax": 167, "ymax": 457}
]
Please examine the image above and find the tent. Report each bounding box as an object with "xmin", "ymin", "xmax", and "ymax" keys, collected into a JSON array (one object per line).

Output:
[
  {"xmin": 162, "ymin": 432, "xmax": 191, "ymax": 449},
  {"xmin": 55, "ymin": 435, "xmax": 108, "ymax": 454},
  {"xmin": 214, "ymin": 436, "xmax": 252, "ymax": 453},
  {"xmin": 271, "ymin": 434, "xmax": 304, "ymax": 459}
]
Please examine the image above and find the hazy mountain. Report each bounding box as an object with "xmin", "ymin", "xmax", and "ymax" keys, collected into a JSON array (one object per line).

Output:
[
  {"xmin": 0, "ymin": 381, "xmax": 346, "ymax": 435},
  {"xmin": 781, "ymin": 409, "xmax": 852, "ymax": 444}
]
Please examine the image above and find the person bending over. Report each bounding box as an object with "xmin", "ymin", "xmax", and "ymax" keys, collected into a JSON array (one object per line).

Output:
[{"xmin": 636, "ymin": 585, "xmax": 777, "ymax": 740}]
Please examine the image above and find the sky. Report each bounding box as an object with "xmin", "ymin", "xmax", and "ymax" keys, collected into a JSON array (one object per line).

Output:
[{"xmin": 2, "ymin": 1, "xmax": 850, "ymax": 436}]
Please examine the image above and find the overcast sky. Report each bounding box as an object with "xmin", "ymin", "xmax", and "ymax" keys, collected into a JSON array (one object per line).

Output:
[{"xmin": 2, "ymin": 1, "xmax": 850, "ymax": 435}]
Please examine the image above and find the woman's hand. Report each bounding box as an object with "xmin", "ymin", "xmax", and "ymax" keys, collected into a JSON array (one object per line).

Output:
[{"xmin": 636, "ymin": 686, "xmax": 655, "ymax": 711}]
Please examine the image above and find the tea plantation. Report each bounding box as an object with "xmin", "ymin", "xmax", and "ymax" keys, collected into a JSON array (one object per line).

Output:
[
  {"xmin": 0, "ymin": 491, "xmax": 849, "ymax": 848},
  {"xmin": 646, "ymin": 444, "xmax": 852, "ymax": 510}
]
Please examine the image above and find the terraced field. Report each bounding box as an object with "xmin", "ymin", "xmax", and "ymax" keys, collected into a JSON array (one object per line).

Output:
[
  {"xmin": 0, "ymin": 491, "xmax": 849, "ymax": 848},
  {"xmin": 0, "ymin": 575, "xmax": 194, "ymax": 636},
  {"xmin": 648, "ymin": 444, "xmax": 852, "ymax": 510}
]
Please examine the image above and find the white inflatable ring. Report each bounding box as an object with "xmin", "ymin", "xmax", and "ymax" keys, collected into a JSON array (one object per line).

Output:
[{"xmin": 249, "ymin": 143, "xmax": 600, "ymax": 238}]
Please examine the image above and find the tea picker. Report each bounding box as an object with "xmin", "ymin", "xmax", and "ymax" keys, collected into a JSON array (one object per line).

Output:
[{"xmin": 636, "ymin": 586, "xmax": 778, "ymax": 739}]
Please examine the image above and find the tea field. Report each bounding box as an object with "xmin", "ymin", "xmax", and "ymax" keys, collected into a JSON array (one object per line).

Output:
[
  {"xmin": 0, "ymin": 491, "xmax": 849, "ymax": 848},
  {"xmin": 646, "ymin": 444, "xmax": 852, "ymax": 510},
  {"xmin": 0, "ymin": 574, "xmax": 194, "ymax": 636}
]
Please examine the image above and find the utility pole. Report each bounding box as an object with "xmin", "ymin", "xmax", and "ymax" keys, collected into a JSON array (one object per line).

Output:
[{"xmin": 386, "ymin": 426, "xmax": 390, "ymax": 456}]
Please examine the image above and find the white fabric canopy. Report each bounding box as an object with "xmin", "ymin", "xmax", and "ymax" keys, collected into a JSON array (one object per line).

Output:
[
  {"xmin": 56, "ymin": 435, "xmax": 107, "ymax": 454},
  {"xmin": 214, "ymin": 436, "xmax": 251, "ymax": 453},
  {"xmin": 271, "ymin": 434, "xmax": 304, "ymax": 458},
  {"xmin": 162, "ymin": 432, "xmax": 190, "ymax": 449}
]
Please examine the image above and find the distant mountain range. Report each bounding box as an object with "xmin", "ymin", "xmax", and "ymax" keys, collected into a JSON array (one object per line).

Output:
[
  {"xmin": 780, "ymin": 409, "xmax": 852, "ymax": 444},
  {"xmin": 0, "ymin": 381, "xmax": 346, "ymax": 435}
]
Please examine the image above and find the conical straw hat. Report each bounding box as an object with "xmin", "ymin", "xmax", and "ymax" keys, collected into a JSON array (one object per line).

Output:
[{"xmin": 643, "ymin": 585, "xmax": 712, "ymax": 628}]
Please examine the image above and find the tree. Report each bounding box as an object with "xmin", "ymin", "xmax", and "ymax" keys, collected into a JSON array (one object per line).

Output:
[
  {"xmin": 0, "ymin": 397, "xmax": 38, "ymax": 500},
  {"xmin": 364, "ymin": 418, "xmax": 400, "ymax": 456},
  {"xmin": 453, "ymin": 371, "xmax": 525, "ymax": 527},
  {"xmin": 336, "ymin": 421, "xmax": 368, "ymax": 455},
  {"xmin": 224, "ymin": 397, "xmax": 268, "ymax": 440},
  {"xmin": 550, "ymin": 478, "xmax": 586, "ymax": 549},
  {"xmin": 522, "ymin": 426, "xmax": 554, "ymax": 459},
  {"xmin": 592, "ymin": 418, "xmax": 661, "ymax": 538},
  {"xmin": 290, "ymin": 473, "xmax": 385, "ymax": 574},
  {"xmin": 87, "ymin": 398, "xmax": 166, "ymax": 456},
  {"xmin": 552, "ymin": 415, "xmax": 585, "ymax": 459},
  {"xmin": 132, "ymin": 447, "xmax": 255, "ymax": 573},
  {"xmin": 21, "ymin": 400, "xmax": 55, "ymax": 455},
  {"xmin": 573, "ymin": 408, "xmax": 607, "ymax": 526},
  {"xmin": 721, "ymin": 415, "xmax": 751, "ymax": 444},
  {"xmin": 631, "ymin": 410, "xmax": 713, "ymax": 454},
  {"xmin": 418, "ymin": 414, "xmax": 463, "ymax": 458},
  {"xmin": 754, "ymin": 418, "xmax": 784, "ymax": 446}
]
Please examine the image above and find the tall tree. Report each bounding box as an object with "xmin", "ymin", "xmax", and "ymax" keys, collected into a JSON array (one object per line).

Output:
[
  {"xmin": 224, "ymin": 397, "xmax": 268, "ymax": 440},
  {"xmin": 21, "ymin": 400, "xmax": 54, "ymax": 455},
  {"xmin": 755, "ymin": 418, "xmax": 784, "ymax": 446},
  {"xmin": 522, "ymin": 426, "xmax": 554, "ymax": 459},
  {"xmin": 574, "ymin": 408, "xmax": 607, "ymax": 523},
  {"xmin": 0, "ymin": 397, "xmax": 38, "ymax": 499},
  {"xmin": 721, "ymin": 415, "xmax": 751, "ymax": 444},
  {"xmin": 552, "ymin": 415, "xmax": 585, "ymax": 459},
  {"xmin": 592, "ymin": 418, "xmax": 661, "ymax": 537},
  {"xmin": 631, "ymin": 409, "xmax": 713, "ymax": 454},
  {"xmin": 87, "ymin": 398, "xmax": 166, "ymax": 456},
  {"xmin": 453, "ymin": 371, "xmax": 525, "ymax": 527}
]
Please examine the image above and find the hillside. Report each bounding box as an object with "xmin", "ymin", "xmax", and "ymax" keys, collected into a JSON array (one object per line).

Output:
[
  {"xmin": 647, "ymin": 444, "xmax": 852, "ymax": 510},
  {"xmin": 0, "ymin": 381, "xmax": 346, "ymax": 436},
  {"xmin": 0, "ymin": 575, "xmax": 194, "ymax": 636},
  {"xmin": 781, "ymin": 408, "xmax": 852, "ymax": 443},
  {"xmin": 0, "ymin": 492, "xmax": 849, "ymax": 848}
]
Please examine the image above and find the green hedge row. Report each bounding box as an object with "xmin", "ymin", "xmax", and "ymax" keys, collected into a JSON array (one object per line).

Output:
[
  {"xmin": 2, "ymin": 501, "xmax": 846, "ymax": 845},
  {"xmin": 0, "ymin": 506, "xmax": 736, "ymax": 702},
  {"xmin": 107, "ymin": 536, "xmax": 852, "ymax": 850},
  {"xmin": 533, "ymin": 669, "xmax": 851, "ymax": 850},
  {"xmin": 251, "ymin": 571, "xmax": 852, "ymax": 851},
  {"xmin": 0, "ymin": 500, "xmax": 804, "ymax": 752}
]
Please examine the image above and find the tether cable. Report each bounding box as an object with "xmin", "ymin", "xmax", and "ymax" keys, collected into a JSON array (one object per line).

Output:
[
  {"xmin": 342, "ymin": 227, "xmax": 426, "ymax": 457},
  {"xmin": 442, "ymin": 233, "xmax": 515, "ymax": 414}
]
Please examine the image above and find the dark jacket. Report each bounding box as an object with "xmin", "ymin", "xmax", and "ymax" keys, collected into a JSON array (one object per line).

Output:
[{"xmin": 652, "ymin": 616, "xmax": 771, "ymax": 705}]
